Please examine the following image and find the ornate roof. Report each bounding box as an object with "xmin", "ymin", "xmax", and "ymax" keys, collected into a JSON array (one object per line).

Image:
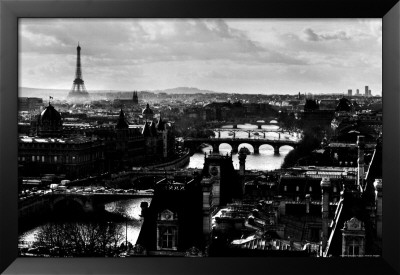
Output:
[
  {"xmin": 39, "ymin": 103, "xmax": 62, "ymax": 125},
  {"xmin": 142, "ymin": 122, "xmax": 151, "ymax": 137},
  {"xmin": 336, "ymin": 97, "xmax": 353, "ymax": 112},
  {"xmin": 116, "ymin": 109, "xmax": 129, "ymax": 129},
  {"xmin": 142, "ymin": 103, "xmax": 153, "ymax": 116}
]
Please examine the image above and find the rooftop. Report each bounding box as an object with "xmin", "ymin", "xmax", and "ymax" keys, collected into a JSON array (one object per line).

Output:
[{"xmin": 19, "ymin": 136, "xmax": 93, "ymax": 144}]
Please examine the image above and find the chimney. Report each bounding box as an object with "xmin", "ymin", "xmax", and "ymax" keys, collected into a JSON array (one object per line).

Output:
[
  {"xmin": 320, "ymin": 177, "xmax": 331, "ymax": 251},
  {"xmin": 357, "ymin": 136, "xmax": 365, "ymax": 188},
  {"xmin": 373, "ymin": 179, "xmax": 383, "ymax": 239}
]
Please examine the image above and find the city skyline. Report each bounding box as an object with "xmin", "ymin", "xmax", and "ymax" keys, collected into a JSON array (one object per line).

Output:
[{"xmin": 20, "ymin": 18, "xmax": 382, "ymax": 95}]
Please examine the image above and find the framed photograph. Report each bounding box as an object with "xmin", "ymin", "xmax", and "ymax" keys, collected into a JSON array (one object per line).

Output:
[{"xmin": 1, "ymin": 0, "xmax": 399, "ymax": 274}]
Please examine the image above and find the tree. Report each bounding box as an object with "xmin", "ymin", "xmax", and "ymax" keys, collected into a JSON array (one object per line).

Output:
[{"xmin": 33, "ymin": 222, "xmax": 124, "ymax": 257}]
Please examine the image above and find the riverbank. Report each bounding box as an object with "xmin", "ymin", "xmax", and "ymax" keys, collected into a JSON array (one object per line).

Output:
[{"xmin": 144, "ymin": 151, "xmax": 190, "ymax": 170}]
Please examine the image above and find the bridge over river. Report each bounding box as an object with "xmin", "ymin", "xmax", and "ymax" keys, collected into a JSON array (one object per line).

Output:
[
  {"xmin": 184, "ymin": 137, "xmax": 300, "ymax": 155},
  {"xmin": 211, "ymin": 128, "xmax": 300, "ymax": 139},
  {"xmin": 19, "ymin": 192, "xmax": 153, "ymax": 220}
]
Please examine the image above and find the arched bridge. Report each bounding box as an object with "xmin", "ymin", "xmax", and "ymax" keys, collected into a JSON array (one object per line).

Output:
[
  {"xmin": 227, "ymin": 118, "xmax": 279, "ymax": 129},
  {"xmin": 211, "ymin": 128, "xmax": 296, "ymax": 139},
  {"xmin": 19, "ymin": 192, "xmax": 153, "ymax": 218},
  {"xmin": 184, "ymin": 137, "xmax": 300, "ymax": 155}
]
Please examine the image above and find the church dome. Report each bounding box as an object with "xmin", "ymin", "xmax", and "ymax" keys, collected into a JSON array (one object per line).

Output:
[
  {"xmin": 37, "ymin": 103, "xmax": 62, "ymax": 137},
  {"xmin": 142, "ymin": 103, "xmax": 153, "ymax": 116},
  {"xmin": 39, "ymin": 103, "xmax": 62, "ymax": 125}
]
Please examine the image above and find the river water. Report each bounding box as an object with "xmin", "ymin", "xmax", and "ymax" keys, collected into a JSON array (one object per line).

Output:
[
  {"xmin": 19, "ymin": 123, "xmax": 298, "ymax": 249},
  {"xmin": 19, "ymin": 197, "xmax": 152, "ymax": 248},
  {"xmin": 186, "ymin": 123, "xmax": 298, "ymax": 171}
]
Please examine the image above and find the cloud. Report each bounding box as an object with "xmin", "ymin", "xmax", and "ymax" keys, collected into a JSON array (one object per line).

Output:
[
  {"xmin": 19, "ymin": 18, "xmax": 382, "ymax": 94},
  {"xmin": 303, "ymin": 28, "xmax": 351, "ymax": 42},
  {"xmin": 20, "ymin": 19, "xmax": 307, "ymax": 67}
]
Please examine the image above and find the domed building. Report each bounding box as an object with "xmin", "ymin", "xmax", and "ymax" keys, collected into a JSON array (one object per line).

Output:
[
  {"xmin": 19, "ymin": 103, "xmax": 105, "ymax": 179},
  {"xmin": 36, "ymin": 103, "xmax": 63, "ymax": 137},
  {"xmin": 142, "ymin": 103, "xmax": 154, "ymax": 121},
  {"xmin": 141, "ymin": 104, "xmax": 175, "ymax": 160}
]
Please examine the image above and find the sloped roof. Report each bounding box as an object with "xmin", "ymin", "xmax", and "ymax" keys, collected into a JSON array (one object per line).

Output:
[
  {"xmin": 116, "ymin": 109, "xmax": 129, "ymax": 129},
  {"xmin": 142, "ymin": 122, "xmax": 151, "ymax": 137}
]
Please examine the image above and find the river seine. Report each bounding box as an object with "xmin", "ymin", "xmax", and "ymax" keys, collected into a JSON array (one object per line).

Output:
[
  {"xmin": 186, "ymin": 123, "xmax": 298, "ymax": 171},
  {"xmin": 19, "ymin": 123, "xmax": 298, "ymax": 249}
]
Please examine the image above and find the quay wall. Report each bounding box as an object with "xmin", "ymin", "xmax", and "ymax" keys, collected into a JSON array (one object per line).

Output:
[{"xmin": 145, "ymin": 151, "xmax": 190, "ymax": 170}]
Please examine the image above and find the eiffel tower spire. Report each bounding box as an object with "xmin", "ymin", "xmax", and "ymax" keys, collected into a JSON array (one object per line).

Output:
[{"xmin": 68, "ymin": 43, "xmax": 89, "ymax": 101}]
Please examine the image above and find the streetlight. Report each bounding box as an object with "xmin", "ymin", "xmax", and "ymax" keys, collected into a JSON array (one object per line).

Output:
[{"xmin": 123, "ymin": 214, "xmax": 128, "ymax": 249}]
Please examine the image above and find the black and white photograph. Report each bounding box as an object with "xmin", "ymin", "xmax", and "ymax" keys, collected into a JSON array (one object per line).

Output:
[{"xmin": 17, "ymin": 18, "xmax": 383, "ymax": 258}]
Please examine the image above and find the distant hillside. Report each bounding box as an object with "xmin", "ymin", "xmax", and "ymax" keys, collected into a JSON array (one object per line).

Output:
[
  {"xmin": 152, "ymin": 87, "xmax": 219, "ymax": 94},
  {"xmin": 19, "ymin": 87, "xmax": 70, "ymax": 99},
  {"xmin": 19, "ymin": 86, "xmax": 221, "ymax": 99}
]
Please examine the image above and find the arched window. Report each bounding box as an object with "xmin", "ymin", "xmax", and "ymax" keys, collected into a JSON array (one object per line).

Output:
[{"xmin": 296, "ymin": 186, "xmax": 299, "ymax": 192}]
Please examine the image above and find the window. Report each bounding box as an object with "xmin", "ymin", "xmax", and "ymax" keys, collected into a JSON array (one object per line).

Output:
[
  {"xmin": 54, "ymin": 156, "xmax": 57, "ymax": 162},
  {"xmin": 32, "ymin": 156, "xmax": 35, "ymax": 162},
  {"xmin": 296, "ymin": 186, "xmax": 299, "ymax": 192},
  {"xmin": 309, "ymin": 186, "xmax": 312, "ymax": 192},
  {"xmin": 162, "ymin": 227, "xmax": 174, "ymax": 249},
  {"xmin": 333, "ymin": 186, "xmax": 337, "ymax": 193},
  {"xmin": 284, "ymin": 186, "xmax": 287, "ymax": 192},
  {"xmin": 41, "ymin": 156, "xmax": 45, "ymax": 162},
  {"xmin": 347, "ymin": 240, "xmax": 360, "ymax": 256}
]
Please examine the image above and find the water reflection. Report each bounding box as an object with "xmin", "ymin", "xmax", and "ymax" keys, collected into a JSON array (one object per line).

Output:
[
  {"xmin": 187, "ymin": 124, "xmax": 297, "ymax": 171},
  {"xmin": 20, "ymin": 198, "xmax": 152, "ymax": 246}
]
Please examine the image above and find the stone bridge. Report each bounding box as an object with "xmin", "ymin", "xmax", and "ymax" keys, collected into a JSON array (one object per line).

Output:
[
  {"xmin": 211, "ymin": 128, "xmax": 297, "ymax": 139},
  {"xmin": 228, "ymin": 118, "xmax": 279, "ymax": 129},
  {"xmin": 19, "ymin": 192, "xmax": 153, "ymax": 218},
  {"xmin": 184, "ymin": 137, "xmax": 300, "ymax": 155}
]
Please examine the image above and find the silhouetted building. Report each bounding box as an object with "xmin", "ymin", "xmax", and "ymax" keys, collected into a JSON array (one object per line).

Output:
[
  {"xmin": 301, "ymin": 100, "xmax": 335, "ymax": 129},
  {"xmin": 18, "ymin": 97, "xmax": 43, "ymax": 112},
  {"xmin": 136, "ymin": 178, "xmax": 203, "ymax": 256},
  {"xmin": 18, "ymin": 103, "xmax": 104, "ymax": 179}
]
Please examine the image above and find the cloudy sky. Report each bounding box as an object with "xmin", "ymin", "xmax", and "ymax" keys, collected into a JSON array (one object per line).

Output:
[{"xmin": 19, "ymin": 18, "xmax": 382, "ymax": 95}]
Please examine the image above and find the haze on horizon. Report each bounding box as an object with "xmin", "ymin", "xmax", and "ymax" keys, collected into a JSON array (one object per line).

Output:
[{"xmin": 19, "ymin": 18, "xmax": 382, "ymax": 95}]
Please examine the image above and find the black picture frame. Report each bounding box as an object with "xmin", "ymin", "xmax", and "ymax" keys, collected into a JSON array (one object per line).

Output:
[{"xmin": 1, "ymin": 0, "xmax": 399, "ymax": 274}]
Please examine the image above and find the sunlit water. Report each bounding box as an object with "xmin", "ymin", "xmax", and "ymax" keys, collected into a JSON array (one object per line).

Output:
[
  {"xmin": 19, "ymin": 197, "xmax": 152, "ymax": 246},
  {"xmin": 20, "ymin": 124, "xmax": 299, "ymax": 247},
  {"xmin": 186, "ymin": 124, "xmax": 299, "ymax": 171}
]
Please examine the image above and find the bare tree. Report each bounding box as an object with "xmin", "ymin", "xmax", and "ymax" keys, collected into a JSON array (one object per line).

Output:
[{"xmin": 33, "ymin": 222, "xmax": 125, "ymax": 257}]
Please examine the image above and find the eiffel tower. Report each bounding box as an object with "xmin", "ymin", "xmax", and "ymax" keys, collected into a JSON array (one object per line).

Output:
[{"xmin": 67, "ymin": 43, "xmax": 89, "ymax": 101}]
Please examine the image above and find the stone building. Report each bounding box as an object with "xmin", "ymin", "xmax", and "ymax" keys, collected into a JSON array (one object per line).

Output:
[{"xmin": 18, "ymin": 103, "xmax": 104, "ymax": 179}]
